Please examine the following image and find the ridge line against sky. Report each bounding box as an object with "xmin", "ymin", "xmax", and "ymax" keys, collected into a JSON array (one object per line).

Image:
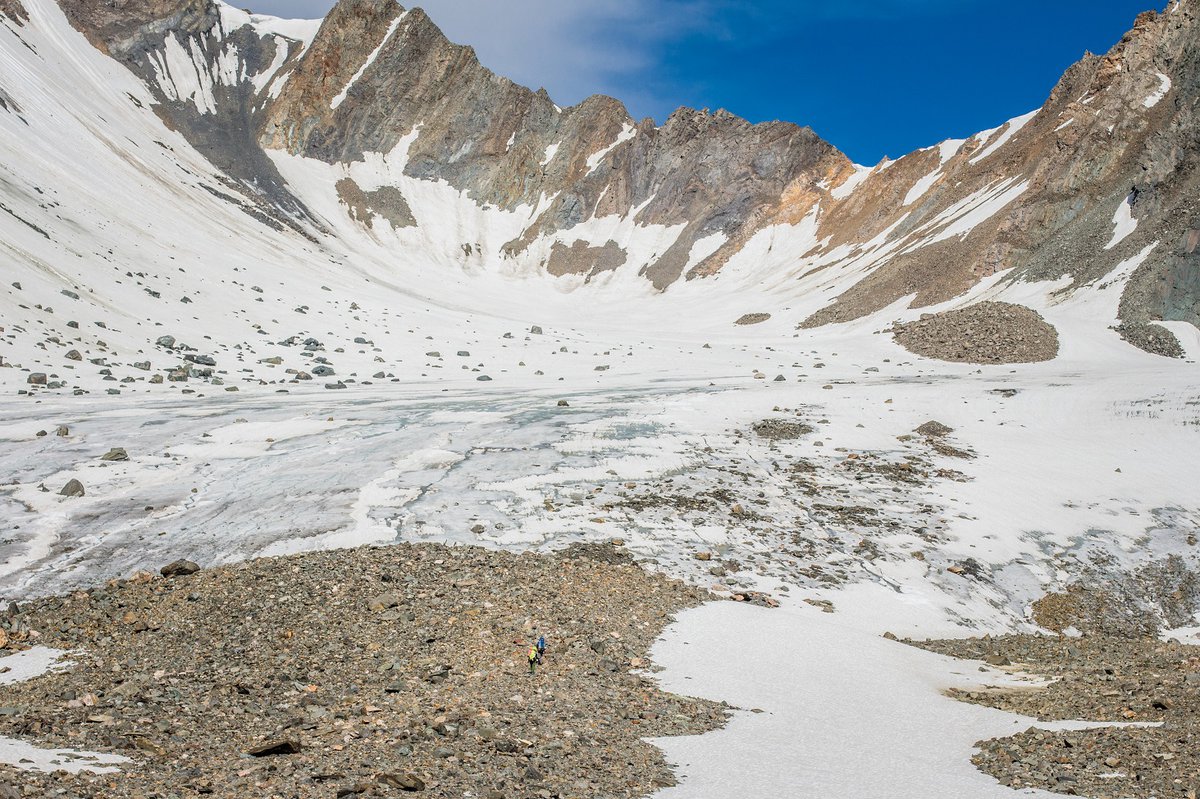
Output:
[{"xmin": 246, "ymin": 0, "xmax": 1161, "ymax": 163}]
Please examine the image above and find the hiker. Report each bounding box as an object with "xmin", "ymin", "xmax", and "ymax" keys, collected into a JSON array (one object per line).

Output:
[
  {"xmin": 528, "ymin": 644, "xmax": 539, "ymax": 674},
  {"xmin": 536, "ymin": 634, "xmax": 546, "ymax": 664}
]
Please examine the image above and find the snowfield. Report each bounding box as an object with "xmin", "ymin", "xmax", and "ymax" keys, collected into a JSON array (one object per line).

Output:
[{"xmin": 1, "ymin": 0, "xmax": 1199, "ymax": 795}]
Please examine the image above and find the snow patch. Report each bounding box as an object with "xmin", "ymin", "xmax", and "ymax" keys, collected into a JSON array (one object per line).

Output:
[
  {"xmin": 0, "ymin": 649, "xmax": 129, "ymax": 773},
  {"xmin": 1144, "ymin": 72, "xmax": 1172, "ymax": 108},
  {"xmin": 649, "ymin": 602, "xmax": 1154, "ymax": 799},
  {"xmin": 969, "ymin": 109, "xmax": 1039, "ymax": 165},
  {"xmin": 903, "ymin": 139, "xmax": 964, "ymax": 206},
  {"xmin": 541, "ymin": 142, "xmax": 560, "ymax": 166},
  {"xmin": 830, "ymin": 164, "xmax": 872, "ymax": 200},
  {"xmin": 331, "ymin": 11, "xmax": 407, "ymax": 110},
  {"xmin": 1104, "ymin": 193, "xmax": 1138, "ymax": 250},
  {"xmin": 903, "ymin": 179, "xmax": 1029, "ymax": 250},
  {"xmin": 586, "ymin": 123, "xmax": 636, "ymax": 173},
  {"xmin": 684, "ymin": 231, "xmax": 729, "ymax": 272}
]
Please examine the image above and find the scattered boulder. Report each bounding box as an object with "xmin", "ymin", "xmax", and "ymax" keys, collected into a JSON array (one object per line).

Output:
[
  {"xmin": 247, "ymin": 740, "xmax": 301, "ymax": 757},
  {"xmin": 155, "ymin": 335, "xmax": 176, "ymax": 348},
  {"xmin": 160, "ymin": 560, "xmax": 201, "ymax": 577},
  {"xmin": 59, "ymin": 479, "xmax": 85, "ymax": 498},
  {"xmin": 99, "ymin": 447, "xmax": 128, "ymax": 462},
  {"xmin": 27, "ymin": 373, "xmax": 46, "ymax": 385}
]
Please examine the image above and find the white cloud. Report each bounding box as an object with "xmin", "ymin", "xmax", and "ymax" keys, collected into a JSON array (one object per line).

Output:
[
  {"xmin": 241, "ymin": 0, "xmax": 983, "ymax": 120},
  {"xmin": 245, "ymin": 0, "xmax": 715, "ymax": 116},
  {"xmin": 411, "ymin": 0, "xmax": 714, "ymax": 112}
]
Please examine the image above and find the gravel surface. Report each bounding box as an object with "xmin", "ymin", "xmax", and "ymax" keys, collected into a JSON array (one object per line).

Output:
[
  {"xmin": 912, "ymin": 634, "xmax": 1200, "ymax": 799},
  {"xmin": 0, "ymin": 543, "xmax": 727, "ymax": 798}
]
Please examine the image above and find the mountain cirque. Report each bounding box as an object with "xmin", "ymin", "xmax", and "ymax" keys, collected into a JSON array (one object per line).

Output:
[
  {"xmin": 0, "ymin": 543, "xmax": 727, "ymax": 798},
  {"xmin": 38, "ymin": 0, "xmax": 1200, "ymax": 362}
]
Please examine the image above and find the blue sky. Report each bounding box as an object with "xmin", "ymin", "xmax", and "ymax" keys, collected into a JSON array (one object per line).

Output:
[{"xmin": 245, "ymin": 0, "xmax": 1159, "ymax": 164}]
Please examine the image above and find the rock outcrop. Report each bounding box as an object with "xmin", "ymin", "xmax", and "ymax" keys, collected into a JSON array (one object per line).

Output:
[{"xmin": 0, "ymin": 0, "xmax": 28, "ymax": 25}]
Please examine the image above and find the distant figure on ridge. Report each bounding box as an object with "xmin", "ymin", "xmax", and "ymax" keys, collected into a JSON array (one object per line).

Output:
[{"xmin": 527, "ymin": 644, "xmax": 539, "ymax": 674}]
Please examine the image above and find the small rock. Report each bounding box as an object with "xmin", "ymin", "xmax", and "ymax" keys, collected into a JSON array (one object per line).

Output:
[
  {"xmin": 59, "ymin": 479, "xmax": 85, "ymax": 498},
  {"xmin": 246, "ymin": 739, "xmax": 301, "ymax": 757},
  {"xmin": 367, "ymin": 593, "xmax": 402, "ymax": 612},
  {"xmin": 160, "ymin": 560, "xmax": 201, "ymax": 577},
  {"xmin": 377, "ymin": 773, "xmax": 425, "ymax": 792},
  {"xmin": 100, "ymin": 447, "xmax": 129, "ymax": 462}
]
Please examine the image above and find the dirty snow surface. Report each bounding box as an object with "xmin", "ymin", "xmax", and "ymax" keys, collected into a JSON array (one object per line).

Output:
[
  {"xmin": 1, "ymin": 1, "xmax": 1200, "ymax": 796},
  {"xmin": 0, "ymin": 649, "xmax": 128, "ymax": 773}
]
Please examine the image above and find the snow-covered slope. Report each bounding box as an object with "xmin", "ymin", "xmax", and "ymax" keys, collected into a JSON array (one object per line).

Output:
[
  {"xmin": 2, "ymin": 0, "xmax": 1198, "ymax": 402},
  {"xmin": 1, "ymin": 3, "xmax": 1199, "ymax": 795}
]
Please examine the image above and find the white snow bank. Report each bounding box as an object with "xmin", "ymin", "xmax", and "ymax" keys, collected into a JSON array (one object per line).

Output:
[
  {"xmin": 1144, "ymin": 72, "xmax": 1172, "ymax": 108},
  {"xmin": 1104, "ymin": 194, "xmax": 1138, "ymax": 250},
  {"xmin": 830, "ymin": 164, "xmax": 872, "ymax": 200},
  {"xmin": 217, "ymin": 3, "xmax": 322, "ymax": 44},
  {"xmin": 970, "ymin": 109, "xmax": 1039, "ymax": 165},
  {"xmin": 1151, "ymin": 320, "xmax": 1200, "ymax": 360},
  {"xmin": 0, "ymin": 648, "xmax": 128, "ymax": 773},
  {"xmin": 650, "ymin": 601, "xmax": 1151, "ymax": 799},
  {"xmin": 903, "ymin": 139, "xmax": 964, "ymax": 206},
  {"xmin": 586, "ymin": 123, "xmax": 636, "ymax": 173},
  {"xmin": 331, "ymin": 11, "xmax": 408, "ymax": 110},
  {"xmin": 684, "ymin": 232, "xmax": 729, "ymax": 272}
]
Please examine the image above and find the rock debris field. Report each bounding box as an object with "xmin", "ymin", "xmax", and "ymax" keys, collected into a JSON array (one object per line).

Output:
[
  {"xmin": 892, "ymin": 302, "xmax": 1061, "ymax": 364},
  {"xmin": 0, "ymin": 543, "xmax": 728, "ymax": 799},
  {"xmin": 916, "ymin": 634, "xmax": 1200, "ymax": 799}
]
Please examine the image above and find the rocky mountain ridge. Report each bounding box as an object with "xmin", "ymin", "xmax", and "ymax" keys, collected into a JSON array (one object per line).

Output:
[{"xmin": 4, "ymin": 0, "xmax": 1199, "ymax": 363}]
